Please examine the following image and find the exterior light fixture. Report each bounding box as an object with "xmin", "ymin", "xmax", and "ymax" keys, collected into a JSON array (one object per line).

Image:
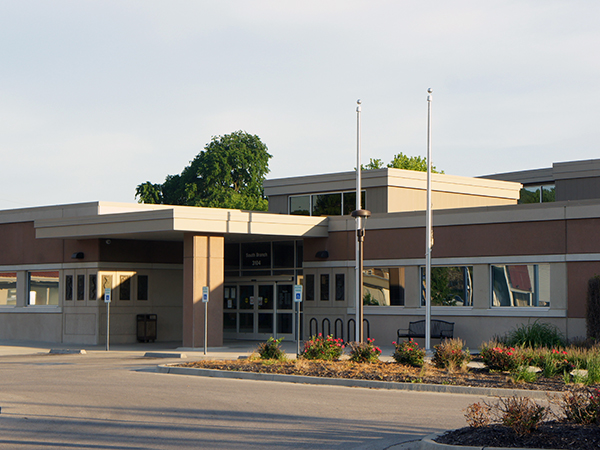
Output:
[{"xmin": 352, "ymin": 208, "xmax": 371, "ymax": 342}]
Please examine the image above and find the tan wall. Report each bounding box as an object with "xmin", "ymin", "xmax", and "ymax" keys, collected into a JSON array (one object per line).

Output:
[
  {"xmin": 0, "ymin": 312, "xmax": 63, "ymax": 342},
  {"xmin": 183, "ymin": 234, "xmax": 224, "ymax": 347},
  {"xmin": 387, "ymin": 187, "xmax": 516, "ymax": 213}
]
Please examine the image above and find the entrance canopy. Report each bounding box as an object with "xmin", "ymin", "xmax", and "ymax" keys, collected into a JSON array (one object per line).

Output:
[{"xmin": 32, "ymin": 202, "xmax": 329, "ymax": 242}]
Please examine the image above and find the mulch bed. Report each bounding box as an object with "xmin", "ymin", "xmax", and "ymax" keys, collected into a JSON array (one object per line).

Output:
[
  {"xmin": 436, "ymin": 423, "xmax": 600, "ymax": 450},
  {"xmin": 177, "ymin": 358, "xmax": 569, "ymax": 391},
  {"xmin": 176, "ymin": 359, "xmax": 600, "ymax": 449}
]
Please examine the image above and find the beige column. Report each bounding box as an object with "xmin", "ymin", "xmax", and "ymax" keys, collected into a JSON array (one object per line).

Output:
[{"xmin": 183, "ymin": 234, "xmax": 224, "ymax": 348}]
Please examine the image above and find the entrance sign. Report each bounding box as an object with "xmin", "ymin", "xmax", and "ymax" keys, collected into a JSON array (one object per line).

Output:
[
  {"xmin": 202, "ymin": 286, "xmax": 209, "ymax": 303},
  {"xmin": 294, "ymin": 285, "xmax": 303, "ymax": 302}
]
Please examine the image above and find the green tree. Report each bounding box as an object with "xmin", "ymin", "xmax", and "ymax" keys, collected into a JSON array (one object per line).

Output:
[
  {"xmin": 387, "ymin": 152, "xmax": 443, "ymax": 173},
  {"xmin": 136, "ymin": 131, "xmax": 272, "ymax": 211}
]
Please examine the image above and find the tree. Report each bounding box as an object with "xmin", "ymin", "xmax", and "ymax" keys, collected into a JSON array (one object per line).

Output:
[
  {"xmin": 136, "ymin": 131, "xmax": 272, "ymax": 211},
  {"xmin": 362, "ymin": 153, "xmax": 443, "ymax": 173},
  {"xmin": 388, "ymin": 152, "xmax": 443, "ymax": 173}
]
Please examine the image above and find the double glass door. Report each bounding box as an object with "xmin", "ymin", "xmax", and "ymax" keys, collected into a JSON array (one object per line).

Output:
[{"xmin": 223, "ymin": 282, "xmax": 296, "ymax": 340}]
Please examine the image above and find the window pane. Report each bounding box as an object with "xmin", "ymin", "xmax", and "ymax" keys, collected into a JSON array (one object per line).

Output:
[
  {"xmin": 0, "ymin": 272, "xmax": 17, "ymax": 306},
  {"xmin": 421, "ymin": 266, "xmax": 473, "ymax": 306},
  {"xmin": 277, "ymin": 285, "xmax": 293, "ymax": 310},
  {"xmin": 364, "ymin": 268, "xmax": 405, "ymax": 306},
  {"xmin": 296, "ymin": 240, "xmax": 303, "ymax": 269},
  {"xmin": 312, "ymin": 193, "xmax": 342, "ymax": 216},
  {"xmin": 542, "ymin": 185, "xmax": 556, "ymax": 202},
  {"xmin": 320, "ymin": 274, "xmax": 330, "ymax": 301},
  {"xmin": 224, "ymin": 243, "xmax": 240, "ymax": 271},
  {"xmin": 335, "ymin": 274, "xmax": 345, "ymax": 301},
  {"xmin": 277, "ymin": 313, "xmax": 293, "ymax": 334},
  {"xmin": 89, "ymin": 274, "xmax": 97, "ymax": 301},
  {"xmin": 76, "ymin": 275, "xmax": 85, "ymax": 301},
  {"xmin": 223, "ymin": 313, "xmax": 237, "ymax": 331},
  {"xmin": 342, "ymin": 191, "xmax": 367, "ymax": 216},
  {"xmin": 65, "ymin": 275, "xmax": 73, "ymax": 301},
  {"xmin": 519, "ymin": 186, "xmax": 541, "ymax": 204},
  {"xmin": 224, "ymin": 285, "xmax": 237, "ymax": 309},
  {"xmin": 290, "ymin": 196, "xmax": 310, "ymax": 215},
  {"xmin": 119, "ymin": 276, "xmax": 131, "ymax": 300},
  {"xmin": 241, "ymin": 242, "xmax": 271, "ymax": 270},
  {"xmin": 273, "ymin": 241, "xmax": 295, "ymax": 268},
  {"xmin": 305, "ymin": 274, "xmax": 315, "ymax": 301},
  {"xmin": 137, "ymin": 275, "xmax": 149, "ymax": 301},
  {"xmin": 492, "ymin": 264, "xmax": 549, "ymax": 307},
  {"xmin": 28, "ymin": 271, "xmax": 59, "ymax": 306}
]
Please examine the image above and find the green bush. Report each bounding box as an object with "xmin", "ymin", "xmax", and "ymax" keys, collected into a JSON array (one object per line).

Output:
[
  {"xmin": 392, "ymin": 339, "xmax": 425, "ymax": 367},
  {"xmin": 433, "ymin": 338, "xmax": 471, "ymax": 371},
  {"xmin": 300, "ymin": 334, "xmax": 344, "ymax": 361},
  {"xmin": 500, "ymin": 320, "xmax": 566, "ymax": 349},
  {"xmin": 587, "ymin": 276, "xmax": 600, "ymax": 340},
  {"xmin": 347, "ymin": 338, "xmax": 381, "ymax": 363},
  {"xmin": 480, "ymin": 343, "xmax": 524, "ymax": 372},
  {"xmin": 256, "ymin": 337, "xmax": 286, "ymax": 361}
]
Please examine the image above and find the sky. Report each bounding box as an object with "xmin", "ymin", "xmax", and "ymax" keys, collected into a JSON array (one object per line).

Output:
[{"xmin": 1, "ymin": 1, "xmax": 599, "ymax": 210}]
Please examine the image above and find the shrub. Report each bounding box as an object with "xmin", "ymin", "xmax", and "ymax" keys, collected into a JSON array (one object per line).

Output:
[
  {"xmin": 480, "ymin": 343, "xmax": 523, "ymax": 372},
  {"xmin": 300, "ymin": 334, "xmax": 344, "ymax": 361},
  {"xmin": 501, "ymin": 320, "xmax": 566, "ymax": 349},
  {"xmin": 464, "ymin": 402, "xmax": 492, "ymax": 428},
  {"xmin": 555, "ymin": 387, "xmax": 600, "ymax": 425},
  {"xmin": 466, "ymin": 397, "xmax": 548, "ymax": 435},
  {"xmin": 256, "ymin": 337, "xmax": 286, "ymax": 361},
  {"xmin": 494, "ymin": 396, "xmax": 548, "ymax": 435},
  {"xmin": 588, "ymin": 276, "xmax": 600, "ymax": 341},
  {"xmin": 510, "ymin": 365, "xmax": 539, "ymax": 384},
  {"xmin": 347, "ymin": 338, "xmax": 381, "ymax": 363},
  {"xmin": 392, "ymin": 339, "xmax": 425, "ymax": 367},
  {"xmin": 433, "ymin": 338, "xmax": 471, "ymax": 371}
]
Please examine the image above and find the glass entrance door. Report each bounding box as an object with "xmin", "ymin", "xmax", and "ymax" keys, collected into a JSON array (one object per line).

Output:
[{"xmin": 223, "ymin": 281, "xmax": 296, "ymax": 340}]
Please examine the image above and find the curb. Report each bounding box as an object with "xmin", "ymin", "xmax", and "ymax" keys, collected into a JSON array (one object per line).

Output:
[{"xmin": 156, "ymin": 364, "xmax": 559, "ymax": 399}]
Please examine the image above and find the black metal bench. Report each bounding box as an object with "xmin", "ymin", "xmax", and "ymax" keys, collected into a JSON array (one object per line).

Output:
[{"xmin": 397, "ymin": 319, "xmax": 454, "ymax": 343}]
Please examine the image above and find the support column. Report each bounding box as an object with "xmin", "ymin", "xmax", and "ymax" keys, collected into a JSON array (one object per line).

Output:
[{"xmin": 182, "ymin": 234, "xmax": 224, "ymax": 348}]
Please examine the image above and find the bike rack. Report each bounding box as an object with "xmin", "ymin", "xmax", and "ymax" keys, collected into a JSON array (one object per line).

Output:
[
  {"xmin": 309, "ymin": 317, "xmax": 318, "ymax": 337},
  {"xmin": 321, "ymin": 318, "xmax": 331, "ymax": 336}
]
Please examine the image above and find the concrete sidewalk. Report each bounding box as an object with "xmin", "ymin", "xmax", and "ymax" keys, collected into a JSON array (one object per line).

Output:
[{"xmin": 0, "ymin": 338, "xmax": 401, "ymax": 361}]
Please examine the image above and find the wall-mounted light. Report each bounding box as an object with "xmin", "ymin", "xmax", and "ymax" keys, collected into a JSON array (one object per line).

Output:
[
  {"xmin": 315, "ymin": 251, "xmax": 329, "ymax": 259},
  {"xmin": 71, "ymin": 252, "xmax": 84, "ymax": 259}
]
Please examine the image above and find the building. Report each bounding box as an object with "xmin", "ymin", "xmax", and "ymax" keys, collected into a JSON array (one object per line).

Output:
[{"xmin": 2, "ymin": 160, "xmax": 600, "ymax": 348}]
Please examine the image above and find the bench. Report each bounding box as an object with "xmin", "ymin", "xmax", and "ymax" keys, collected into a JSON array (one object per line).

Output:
[{"xmin": 397, "ymin": 319, "xmax": 454, "ymax": 343}]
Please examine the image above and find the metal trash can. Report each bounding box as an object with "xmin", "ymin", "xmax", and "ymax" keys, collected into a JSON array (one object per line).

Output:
[{"xmin": 137, "ymin": 314, "xmax": 157, "ymax": 343}]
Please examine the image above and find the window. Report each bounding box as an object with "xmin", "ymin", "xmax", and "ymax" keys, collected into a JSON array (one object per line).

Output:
[
  {"xmin": 119, "ymin": 275, "xmax": 131, "ymax": 300},
  {"xmin": 335, "ymin": 274, "xmax": 345, "ymax": 301},
  {"xmin": 137, "ymin": 275, "xmax": 148, "ymax": 301},
  {"xmin": 519, "ymin": 185, "xmax": 556, "ymax": 204},
  {"xmin": 0, "ymin": 272, "xmax": 17, "ymax": 306},
  {"xmin": 305, "ymin": 274, "xmax": 315, "ymax": 301},
  {"xmin": 65, "ymin": 275, "xmax": 73, "ymax": 301},
  {"xmin": 89, "ymin": 274, "xmax": 97, "ymax": 301},
  {"xmin": 28, "ymin": 271, "xmax": 59, "ymax": 306},
  {"xmin": 320, "ymin": 274, "xmax": 330, "ymax": 301},
  {"xmin": 491, "ymin": 264, "xmax": 549, "ymax": 307},
  {"xmin": 421, "ymin": 266, "xmax": 473, "ymax": 306},
  {"xmin": 77, "ymin": 275, "xmax": 85, "ymax": 301},
  {"xmin": 364, "ymin": 267, "xmax": 405, "ymax": 306},
  {"xmin": 289, "ymin": 191, "xmax": 366, "ymax": 216}
]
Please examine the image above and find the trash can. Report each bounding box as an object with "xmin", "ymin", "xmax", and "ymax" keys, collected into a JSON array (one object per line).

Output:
[{"xmin": 137, "ymin": 314, "xmax": 157, "ymax": 343}]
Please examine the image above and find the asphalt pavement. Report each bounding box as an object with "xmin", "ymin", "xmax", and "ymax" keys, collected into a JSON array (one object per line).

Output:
[{"xmin": 0, "ymin": 340, "xmax": 517, "ymax": 449}]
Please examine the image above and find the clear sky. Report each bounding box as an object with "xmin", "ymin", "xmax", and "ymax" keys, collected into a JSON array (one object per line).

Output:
[{"xmin": 1, "ymin": 1, "xmax": 599, "ymax": 210}]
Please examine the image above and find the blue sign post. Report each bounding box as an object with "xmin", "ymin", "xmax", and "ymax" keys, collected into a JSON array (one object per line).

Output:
[{"xmin": 294, "ymin": 285, "xmax": 303, "ymax": 357}]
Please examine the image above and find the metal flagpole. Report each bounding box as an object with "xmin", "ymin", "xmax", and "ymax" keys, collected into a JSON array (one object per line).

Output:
[
  {"xmin": 355, "ymin": 99, "xmax": 362, "ymax": 343},
  {"xmin": 425, "ymin": 88, "xmax": 433, "ymax": 352}
]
